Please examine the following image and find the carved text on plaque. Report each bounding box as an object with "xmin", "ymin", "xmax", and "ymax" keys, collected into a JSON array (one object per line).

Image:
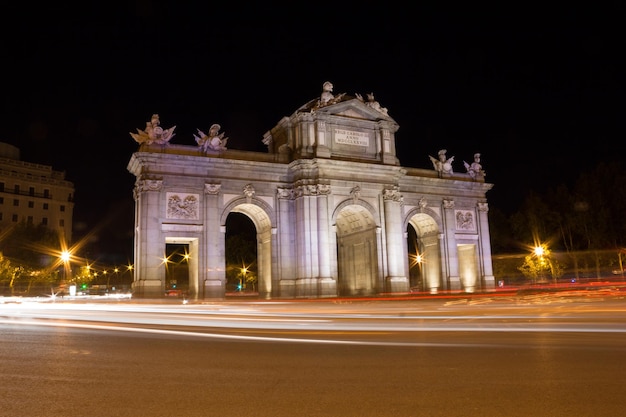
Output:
[{"xmin": 334, "ymin": 129, "xmax": 369, "ymax": 147}]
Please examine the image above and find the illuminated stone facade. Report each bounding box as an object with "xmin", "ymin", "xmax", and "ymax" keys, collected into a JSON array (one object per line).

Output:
[
  {"xmin": 0, "ymin": 142, "xmax": 74, "ymax": 244},
  {"xmin": 127, "ymin": 83, "xmax": 495, "ymax": 299}
]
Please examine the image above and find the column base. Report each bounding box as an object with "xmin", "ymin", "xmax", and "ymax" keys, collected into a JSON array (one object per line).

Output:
[
  {"xmin": 447, "ymin": 275, "xmax": 462, "ymax": 292},
  {"xmin": 279, "ymin": 280, "xmax": 297, "ymax": 298},
  {"xmin": 203, "ymin": 279, "xmax": 225, "ymax": 299},
  {"xmin": 131, "ymin": 279, "xmax": 164, "ymax": 298},
  {"xmin": 386, "ymin": 276, "xmax": 410, "ymax": 293},
  {"xmin": 295, "ymin": 278, "xmax": 318, "ymax": 298},
  {"xmin": 317, "ymin": 277, "xmax": 337, "ymax": 298},
  {"xmin": 482, "ymin": 275, "xmax": 496, "ymax": 291}
]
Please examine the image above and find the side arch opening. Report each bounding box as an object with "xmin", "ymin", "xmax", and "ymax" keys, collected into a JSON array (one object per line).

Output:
[{"xmin": 225, "ymin": 203, "xmax": 272, "ymax": 298}]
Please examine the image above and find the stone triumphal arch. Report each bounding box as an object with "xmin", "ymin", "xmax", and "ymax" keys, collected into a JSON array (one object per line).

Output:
[{"xmin": 127, "ymin": 82, "xmax": 495, "ymax": 299}]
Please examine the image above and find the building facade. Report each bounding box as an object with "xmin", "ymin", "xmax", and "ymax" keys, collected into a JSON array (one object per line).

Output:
[
  {"xmin": 127, "ymin": 83, "xmax": 495, "ymax": 299},
  {"xmin": 0, "ymin": 142, "xmax": 74, "ymax": 243}
]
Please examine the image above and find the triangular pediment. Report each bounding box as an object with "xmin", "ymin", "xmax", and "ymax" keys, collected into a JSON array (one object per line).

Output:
[
  {"xmin": 329, "ymin": 99, "xmax": 394, "ymax": 121},
  {"xmin": 298, "ymin": 96, "xmax": 396, "ymax": 123},
  {"xmin": 266, "ymin": 82, "xmax": 400, "ymax": 166}
]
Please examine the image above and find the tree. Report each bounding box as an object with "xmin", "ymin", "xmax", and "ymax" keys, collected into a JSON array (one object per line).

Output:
[
  {"xmin": 0, "ymin": 253, "xmax": 15, "ymax": 294},
  {"xmin": 518, "ymin": 245, "xmax": 564, "ymax": 283},
  {"xmin": 0, "ymin": 222, "xmax": 60, "ymax": 269},
  {"xmin": 491, "ymin": 161, "xmax": 626, "ymax": 281}
]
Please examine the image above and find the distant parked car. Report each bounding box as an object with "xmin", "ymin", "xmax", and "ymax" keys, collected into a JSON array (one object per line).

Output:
[{"xmin": 164, "ymin": 289, "xmax": 182, "ymax": 297}]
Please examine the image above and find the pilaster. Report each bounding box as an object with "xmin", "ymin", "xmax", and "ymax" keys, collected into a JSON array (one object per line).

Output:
[
  {"xmin": 203, "ymin": 183, "xmax": 225, "ymax": 299},
  {"xmin": 277, "ymin": 187, "xmax": 297, "ymax": 298},
  {"xmin": 443, "ymin": 198, "xmax": 461, "ymax": 292},
  {"xmin": 383, "ymin": 186, "xmax": 409, "ymax": 293},
  {"xmin": 477, "ymin": 202, "xmax": 496, "ymax": 290},
  {"xmin": 132, "ymin": 179, "xmax": 165, "ymax": 298}
]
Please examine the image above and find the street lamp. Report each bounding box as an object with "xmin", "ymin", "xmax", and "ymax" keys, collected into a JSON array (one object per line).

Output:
[
  {"xmin": 125, "ymin": 264, "xmax": 133, "ymax": 288},
  {"xmin": 114, "ymin": 267, "xmax": 119, "ymax": 290},
  {"xmin": 534, "ymin": 246, "xmax": 545, "ymax": 257},
  {"xmin": 408, "ymin": 249, "xmax": 424, "ymax": 291},
  {"xmin": 60, "ymin": 250, "xmax": 73, "ymax": 295},
  {"xmin": 532, "ymin": 244, "xmax": 552, "ymax": 283},
  {"xmin": 61, "ymin": 250, "xmax": 71, "ymax": 275},
  {"xmin": 239, "ymin": 265, "xmax": 248, "ymax": 291}
]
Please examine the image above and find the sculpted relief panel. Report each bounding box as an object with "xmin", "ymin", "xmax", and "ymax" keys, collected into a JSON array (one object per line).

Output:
[
  {"xmin": 166, "ymin": 192, "xmax": 199, "ymax": 220},
  {"xmin": 455, "ymin": 210, "xmax": 476, "ymax": 232}
]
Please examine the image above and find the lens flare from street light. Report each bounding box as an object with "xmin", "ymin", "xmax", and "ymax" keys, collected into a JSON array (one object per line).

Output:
[
  {"xmin": 409, "ymin": 252, "xmax": 424, "ymax": 268},
  {"xmin": 61, "ymin": 250, "xmax": 71, "ymax": 263}
]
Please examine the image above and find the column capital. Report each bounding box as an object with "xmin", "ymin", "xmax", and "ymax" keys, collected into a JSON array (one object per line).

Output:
[{"xmin": 204, "ymin": 183, "xmax": 221, "ymax": 195}]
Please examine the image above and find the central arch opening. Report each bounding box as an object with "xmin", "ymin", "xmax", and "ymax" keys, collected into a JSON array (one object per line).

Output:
[{"xmin": 335, "ymin": 204, "xmax": 379, "ymax": 296}]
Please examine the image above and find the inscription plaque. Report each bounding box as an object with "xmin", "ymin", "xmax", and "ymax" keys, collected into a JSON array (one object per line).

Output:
[{"xmin": 334, "ymin": 129, "xmax": 369, "ymax": 147}]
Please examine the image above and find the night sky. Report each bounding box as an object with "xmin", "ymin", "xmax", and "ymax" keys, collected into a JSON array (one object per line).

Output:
[{"xmin": 2, "ymin": 3, "xmax": 624, "ymax": 260}]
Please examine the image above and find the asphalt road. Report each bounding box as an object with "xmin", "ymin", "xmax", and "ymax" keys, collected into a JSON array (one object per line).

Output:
[{"xmin": 1, "ymin": 293, "xmax": 625, "ymax": 417}]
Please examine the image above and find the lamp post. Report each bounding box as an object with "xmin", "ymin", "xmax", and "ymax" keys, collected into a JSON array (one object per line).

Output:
[
  {"xmin": 409, "ymin": 249, "xmax": 423, "ymax": 291},
  {"xmin": 61, "ymin": 250, "xmax": 73, "ymax": 296},
  {"xmin": 240, "ymin": 266, "xmax": 248, "ymax": 292},
  {"xmin": 415, "ymin": 253, "xmax": 423, "ymax": 290},
  {"xmin": 126, "ymin": 264, "xmax": 133, "ymax": 289},
  {"xmin": 113, "ymin": 267, "xmax": 119, "ymax": 291},
  {"xmin": 533, "ymin": 244, "xmax": 553, "ymax": 283}
]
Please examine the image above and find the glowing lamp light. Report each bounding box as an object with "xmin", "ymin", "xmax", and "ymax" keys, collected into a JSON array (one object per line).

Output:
[{"xmin": 60, "ymin": 250, "xmax": 71, "ymax": 263}]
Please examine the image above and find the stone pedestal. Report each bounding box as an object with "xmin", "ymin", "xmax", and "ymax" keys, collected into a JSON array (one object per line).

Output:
[
  {"xmin": 448, "ymin": 276, "xmax": 462, "ymax": 292},
  {"xmin": 317, "ymin": 277, "xmax": 337, "ymax": 298},
  {"xmin": 386, "ymin": 276, "xmax": 409, "ymax": 293},
  {"xmin": 483, "ymin": 275, "xmax": 496, "ymax": 291},
  {"xmin": 132, "ymin": 279, "xmax": 163, "ymax": 298},
  {"xmin": 295, "ymin": 278, "xmax": 318, "ymax": 298},
  {"xmin": 279, "ymin": 280, "xmax": 297, "ymax": 298},
  {"xmin": 203, "ymin": 280, "xmax": 224, "ymax": 299}
]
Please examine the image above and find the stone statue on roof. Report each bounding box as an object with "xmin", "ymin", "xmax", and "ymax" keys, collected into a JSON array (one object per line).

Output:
[
  {"xmin": 356, "ymin": 92, "xmax": 388, "ymax": 115},
  {"xmin": 429, "ymin": 149, "xmax": 454, "ymax": 177},
  {"xmin": 463, "ymin": 153, "xmax": 486, "ymax": 180},
  {"xmin": 194, "ymin": 123, "xmax": 228, "ymax": 152},
  {"xmin": 314, "ymin": 81, "xmax": 345, "ymax": 109},
  {"xmin": 320, "ymin": 81, "xmax": 334, "ymax": 105},
  {"xmin": 130, "ymin": 114, "xmax": 176, "ymax": 145}
]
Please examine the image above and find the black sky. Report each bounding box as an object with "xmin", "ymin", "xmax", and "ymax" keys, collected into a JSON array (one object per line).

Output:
[{"xmin": 2, "ymin": 3, "xmax": 625, "ymax": 260}]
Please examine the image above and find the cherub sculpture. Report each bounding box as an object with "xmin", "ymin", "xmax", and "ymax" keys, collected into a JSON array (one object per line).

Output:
[
  {"xmin": 429, "ymin": 149, "xmax": 454, "ymax": 176},
  {"xmin": 463, "ymin": 153, "xmax": 486, "ymax": 180},
  {"xmin": 195, "ymin": 123, "xmax": 228, "ymax": 152},
  {"xmin": 363, "ymin": 92, "xmax": 388, "ymax": 115},
  {"xmin": 130, "ymin": 114, "xmax": 176, "ymax": 145}
]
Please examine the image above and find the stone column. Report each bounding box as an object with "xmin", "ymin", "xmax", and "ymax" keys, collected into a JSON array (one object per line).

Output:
[
  {"xmin": 316, "ymin": 184, "xmax": 336, "ymax": 297},
  {"xmin": 443, "ymin": 198, "xmax": 461, "ymax": 292},
  {"xmin": 277, "ymin": 187, "xmax": 297, "ymax": 298},
  {"xmin": 132, "ymin": 179, "xmax": 165, "ymax": 298},
  {"xmin": 383, "ymin": 186, "xmax": 409, "ymax": 293},
  {"xmin": 294, "ymin": 184, "xmax": 317, "ymax": 297},
  {"xmin": 477, "ymin": 202, "xmax": 496, "ymax": 290},
  {"xmin": 203, "ymin": 183, "xmax": 225, "ymax": 299}
]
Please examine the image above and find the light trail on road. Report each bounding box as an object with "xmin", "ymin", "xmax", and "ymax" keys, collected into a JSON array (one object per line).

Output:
[{"xmin": 2, "ymin": 295, "xmax": 626, "ymax": 346}]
